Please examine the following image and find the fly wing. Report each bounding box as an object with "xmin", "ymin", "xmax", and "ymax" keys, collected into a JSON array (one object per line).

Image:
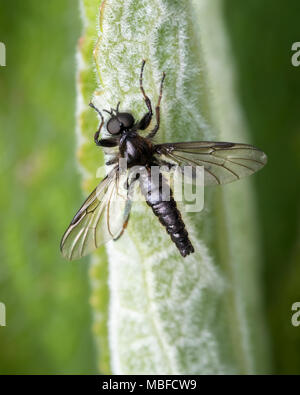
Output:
[
  {"xmin": 60, "ymin": 167, "xmax": 132, "ymax": 261},
  {"xmin": 154, "ymin": 141, "xmax": 267, "ymax": 185}
]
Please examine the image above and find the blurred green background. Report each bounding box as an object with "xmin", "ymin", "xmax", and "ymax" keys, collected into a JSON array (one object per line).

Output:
[
  {"xmin": 0, "ymin": 0, "xmax": 97, "ymax": 374},
  {"xmin": 0, "ymin": 0, "xmax": 299, "ymax": 374}
]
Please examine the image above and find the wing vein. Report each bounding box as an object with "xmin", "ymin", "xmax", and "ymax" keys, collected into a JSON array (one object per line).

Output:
[
  {"xmin": 170, "ymin": 152, "xmax": 222, "ymax": 184},
  {"xmin": 70, "ymin": 227, "xmax": 86, "ymax": 260}
]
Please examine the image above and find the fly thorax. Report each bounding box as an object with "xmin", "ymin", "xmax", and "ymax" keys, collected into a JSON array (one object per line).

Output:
[{"xmin": 122, "ymin": 135, "xmax": 153, "ymax": 166}]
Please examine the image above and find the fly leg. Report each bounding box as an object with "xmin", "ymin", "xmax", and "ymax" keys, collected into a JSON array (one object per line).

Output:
[
  {"xmin": 156, "ymin": 159, "xmax": 176, "ymax": 171},
  {"xmin": 146, "ymin": 70, "xmax": 165, "ymax": 139},
  {"xmin": 89, "ymin": 102, "xmax": 118, "ymax": 147},
  {"xmin": 136, "ymin": 60, "xmax": 153, "ymax": 130},
  {"xmin": 89, "ymin": 102, "xmax": 105, "ymax": 144},
  {"xmin": 105, "ymin": 156, "xmax": 119, "ymax": 166},
  {"xmin": 113, "ymin": 174, "xmax": 139, "ymax": 241}
]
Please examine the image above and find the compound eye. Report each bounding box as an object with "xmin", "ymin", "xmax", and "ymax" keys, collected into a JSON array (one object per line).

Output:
[
  {"xmin": 107, "ymin": 117, "xmax": 121, "ymax": 135},
  {"xmin": 117, "ymin": 113, "xmax": 134, "ymax": 129}
]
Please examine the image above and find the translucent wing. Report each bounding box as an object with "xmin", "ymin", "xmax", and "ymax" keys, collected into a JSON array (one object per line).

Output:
[
  {"xmin": 60, "ymin": 167, "xmax": 132, "ymax": 261},
  {"xmin": 154, "ymin": 141, "xmax": 267, "ymax": 185}
]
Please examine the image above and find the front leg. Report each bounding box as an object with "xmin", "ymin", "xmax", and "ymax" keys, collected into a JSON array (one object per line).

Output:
[
  {"xmin": 136, "ymin": 60, "xmax": 153, "ymax": 130},
  {"xmin": 137, "ymin": 111, "xmax": 152, "ymax": 130},
  {"xmin": 89, "ymin": 102, "xmax": 108, "ymax": 145},
  {"xmin": 146, "ymin": 71, "xmax": 165, "ymax": 139},
  {"xmin": 95, "ymin": 138, "xmax": 118, "ymax": 148}
]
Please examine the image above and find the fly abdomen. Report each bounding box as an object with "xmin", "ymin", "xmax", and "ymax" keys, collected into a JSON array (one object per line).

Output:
[{"xmin": 139, "ymin": 168, "xmax": 194, "ymax": 257}]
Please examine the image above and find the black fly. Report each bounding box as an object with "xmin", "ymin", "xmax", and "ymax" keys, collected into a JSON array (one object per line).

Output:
[{"xmin": 60, "ymin": 60, "xmax": 267, "ymax": 260}]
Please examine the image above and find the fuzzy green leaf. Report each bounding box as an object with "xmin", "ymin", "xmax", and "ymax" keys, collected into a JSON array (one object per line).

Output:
[{"xmin": 78, "ymin": 0, "xmax": 270, "ymax": 374}]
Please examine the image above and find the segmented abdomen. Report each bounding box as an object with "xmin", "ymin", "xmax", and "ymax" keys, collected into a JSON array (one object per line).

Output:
[{"xmin": 139, "ymin": 167, "xmax": 194, "ymax": 257}]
